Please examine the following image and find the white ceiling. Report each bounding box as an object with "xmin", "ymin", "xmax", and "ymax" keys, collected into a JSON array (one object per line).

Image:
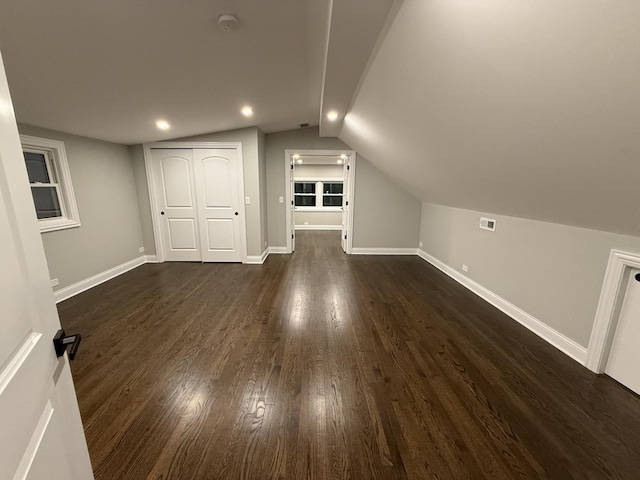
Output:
[
  {"xmin": 0, "ymin": 0, "xmax": 392, "ymax": 146},
  {"xmin": 341, "ymin": 0, "xmax": 640, "ymax": 237},
  {"xmin": 0, "ymin": 0, "xmax": 334, "ymax": 144}
]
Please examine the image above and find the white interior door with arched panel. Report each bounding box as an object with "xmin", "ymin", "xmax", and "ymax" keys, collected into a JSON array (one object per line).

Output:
[
  {"xmin": 0, "ymin": 50, "xmax": 93, "ymax": 480},
  {"xmin": 284, "ymin": 149, "xmax": 355, "ymax": 254},
  {"xmin": 193, "ymin": 148, "xmax": 246, "ymax": 263},
  {"xmin": 150, "ymin": 148, "xmax": 201, "ymax": 261}
]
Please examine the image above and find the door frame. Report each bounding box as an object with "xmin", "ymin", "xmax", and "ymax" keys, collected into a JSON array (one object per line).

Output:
[
  {"xmin": 284, "ymin": 149, "xmax": 356, "ymax": 254},
  {"xmin": 586, "ymin": 249, "xmax": 640, "ymax": 373},
  {"xmin": 143, "ymin": 142, "xmax": 248, "ymax": 263}
]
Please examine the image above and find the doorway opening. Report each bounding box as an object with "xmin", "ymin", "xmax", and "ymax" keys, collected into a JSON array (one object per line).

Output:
[{"xmin": 284, "ymin": 149, "xmax": 356, "ymax": 254}]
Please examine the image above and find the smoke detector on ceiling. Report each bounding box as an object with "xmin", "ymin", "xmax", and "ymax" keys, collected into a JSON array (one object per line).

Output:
[{"xmin": 218, "ymin": 14, "xmax": 239, "ymax": 32}]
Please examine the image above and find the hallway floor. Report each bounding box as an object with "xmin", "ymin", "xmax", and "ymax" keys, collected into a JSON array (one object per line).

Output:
[{"xmin": 58, "ymin": 231, "xmax": 640, "ymax": 479}]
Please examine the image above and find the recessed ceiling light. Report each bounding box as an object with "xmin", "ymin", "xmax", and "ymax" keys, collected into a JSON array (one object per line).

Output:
[
  {"xmin": 327, "ymin": 111, "xmax": 339, "ymax": 121},
  {"xmin": 293, "ymin": 154, "xmax": 300, "ymax": 159},
  {"xmin": 296, "ymin": 159, "xmax": 303, "ymax": 164},
  {"xmin": 156, "ymin": 120, "xmax": 170, "ymax": 130},
  {"xmin": 241, "ymin": 106, "xmax": 254, "ymax": 117},
  {"xmin": 337, "ymin": 159, "xmax": 343, "ymax": 165},
  {"xmin": 340, "ymin": 154, "xmax": 347, "ymax": 159}
]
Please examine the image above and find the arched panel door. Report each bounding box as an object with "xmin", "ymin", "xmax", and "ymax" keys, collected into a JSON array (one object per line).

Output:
[
  {"xmin": 193, "ymin": 149, "xmax": 242, "ymax": 262},
  {"xmin": 151, "ymin": 149, "xmax": 201, "ymax": 261}
]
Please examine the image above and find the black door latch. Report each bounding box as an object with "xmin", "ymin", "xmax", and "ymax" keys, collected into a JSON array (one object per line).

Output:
[{"xmin": 53, "ymin": 329, "xmax": 82, "ymax": 360}]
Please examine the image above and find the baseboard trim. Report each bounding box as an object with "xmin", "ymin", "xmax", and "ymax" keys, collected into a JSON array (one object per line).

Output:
[
  {"xmin": 268, "ymin": 246, "xmax": 289, "ymax": 254},
  {"xmin": 416, "ymin": 249, "xmax": 588, "ymax": 365},
  {"xmin": 145, "ymin": 254, "xmax": 160, "ymax": 263},
  {"xmin": 351, "ymin": 247, "xmax": 418, "ymax": 255},
  {"xmin": 246, "ymin": 248, "xmax": 270, "ymax": 265},
  {"xmin": 53, "ymin": 256, "xmax": 147, "ymax": 303},
  {"xmin": 295, "ymin": 225, "xmax": 342, "ymax": 231}
]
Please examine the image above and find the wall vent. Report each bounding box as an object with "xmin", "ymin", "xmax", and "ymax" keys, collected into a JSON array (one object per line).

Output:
[
  {"xmin": 299, "ymin": 123, "xmax": 310, "ymax": 128},
  {"xmin": 479, "ymin": 217, "xmax": 496, "ymax": 232}
]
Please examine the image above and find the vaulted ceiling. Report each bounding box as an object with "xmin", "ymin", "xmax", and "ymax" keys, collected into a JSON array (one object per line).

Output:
[
  {"xmin": 0, "ymin": 0, "xmax": 392, "ymax": 145},
  {"xmin": 340, "ymin": 0, "xmax": 640, "ymax": 237},
  {"xmin": 1, "ymin": 0, "xmax": 638, "ymax": 236}
]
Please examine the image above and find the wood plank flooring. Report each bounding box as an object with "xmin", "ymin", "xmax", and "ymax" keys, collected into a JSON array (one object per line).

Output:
[{"xmin": 58, "ymin": 231, "xmax": 640, "ymax": 479}]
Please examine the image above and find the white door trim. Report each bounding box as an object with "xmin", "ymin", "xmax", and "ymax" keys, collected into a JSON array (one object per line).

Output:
[
  {"xmin": 586, "ymin": 249, "xmax": 640, "ymax": 373},
  {"xmin": 284, "ymin": 149, "xmax": 356, "ymax": 254},
  {"xmin": 143, "ymin": 142, "xmax": 248, "ymax": 263}
]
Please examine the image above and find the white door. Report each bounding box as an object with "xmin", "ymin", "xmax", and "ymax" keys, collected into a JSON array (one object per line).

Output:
[
  {"xmin": 0, "ymin": 52, "xmax": 93, "ymax": 480},
  {"xmin": 341, "ymin": 158, "xmax": 350, "ymax": 252},
  {"xmin": 193, "ymin": 148, "xmax": 243, "ymax": 262},
  {"xmin": 151, "ymin": 149, "xmax": 201, "ymax": 261},
  {"xmin": 290, "ymin": 159, "xmax": 296, "ymax": 252},
  {"xmin": 605, "ymin": 268, "xmax": 640, "ymax": 395}
]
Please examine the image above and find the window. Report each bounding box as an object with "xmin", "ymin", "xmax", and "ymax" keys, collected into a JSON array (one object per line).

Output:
[
  {"xmin": 294, "ymin": 182, "xmax": 316, "ymax": 207},
  {"xmin": 20, "ymin": 135, "xmax": 80, "ymax": 232},
  {"xmin": 322, "ymin": 182, "xmax": 343, "ymax": 207},
  {"xmin": 294, "ymin": 180, "xmax": 343, "ymax": 210}
]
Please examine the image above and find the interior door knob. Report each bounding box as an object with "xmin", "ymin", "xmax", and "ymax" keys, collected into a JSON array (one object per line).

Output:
[
  {"xmin": 160, "ymin": 211, "xmax": 165, "ymax": 215},
  {"xmin": 635, "ymin": 273, "xmax": 640, "ymax": 282},
  {"xmin": 235, "ymin": 212, "xmax": 239, "ymax": 215}
]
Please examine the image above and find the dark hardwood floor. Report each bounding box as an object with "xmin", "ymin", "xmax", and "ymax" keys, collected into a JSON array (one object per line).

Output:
[{"xmin": 58, "ymin": 231, "xmax": 640, "ymax": 479}]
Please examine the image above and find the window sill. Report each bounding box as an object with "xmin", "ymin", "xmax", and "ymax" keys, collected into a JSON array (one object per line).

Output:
[
  {"xmin": 294, "ymin": 207, "xmax": 343, "ymax": 212},
  {"xmin": 39, "ymin": 218, "xmax": 81, "ymax": 233}
]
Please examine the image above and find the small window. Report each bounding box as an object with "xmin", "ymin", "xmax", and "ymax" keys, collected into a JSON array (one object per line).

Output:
[
  {"xmin": 20, "ymin": 135, "xmax": 81, "ymax": 232},
  {"xmin": 294, "ymin": 182, "xmax": 316, "ymax": 207},
  {"xmin": 322, "ymin": 182, "xmax": 343, "ymax": 207}
]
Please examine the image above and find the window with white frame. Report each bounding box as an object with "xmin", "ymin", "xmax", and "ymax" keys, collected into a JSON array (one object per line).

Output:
[
  {"xmin": 20, "ymin": 135, "xmax": 81, "ymax": 232},
  {"xmin": 294, "ymin": 180, "xmax": 343, "ymax": 209}
]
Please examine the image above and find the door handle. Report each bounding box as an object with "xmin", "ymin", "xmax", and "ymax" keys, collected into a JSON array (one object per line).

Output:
[
  {"xmin": 235, "ymin": 212, "xmax": 239, "ymax": 215},
  {"xmin": 160, "ymin": 211, "xmax": 165, "ymax": 215},
  {"xmin": 636, "ymin": 273, "xmax": 640, "ymax": 282},
  {"xmin": 53, "ymin": 329, "xmax": 82, "ymax": 360}
]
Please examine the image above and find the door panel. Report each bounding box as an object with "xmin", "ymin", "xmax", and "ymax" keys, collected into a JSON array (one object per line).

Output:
[
  {"xmin": 0, "ymin": 50, "xmax": 93, "ymax": 480},
  {"xmin": 606, "ymin": 268, "xmax": 640, "ymax": 395},
  {"xmin": 167, "ymin": 218, "xmax": 198, "ymax": 250},
  {"xmin": 161, "ymin": 157, "xmax": 194, "ymax": 207},
  {"xmin": 152, "ymin": 149, "xmax": 201, "ymax": 261},
  {"xmin": 193, "ymin": 149, "xmax": 242, "ymax": 262},
  {"xmin": 206, "ymin": 218, "xmax": 235, "ymax": 250},
  {"xmin": 202, "ymin": 157, "xmax": 232, "ymax": 207}
]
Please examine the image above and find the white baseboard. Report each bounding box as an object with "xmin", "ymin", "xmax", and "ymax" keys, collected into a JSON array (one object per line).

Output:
[
  {"xmin": 246, "ymin": 248, "xmax": 270, "ymax": 265},
  {"xmin": 53, "ymin": 256, "xmax": 147, "ymax": 303},
  {"xmin": 295, "ymin": 225, "xmax": 342, "ymax": 231},
  {"xmin": 351, "ymin": 247, "xmax": 418, "ymax": 255},
  {"xmin": 145, "ymin": 254, "xmax": 160, "ymax": 263},
  {"xmin": 268, "ymin": 246, "xmax": 289, "ymax": 254},
  {"xmin": 417, "ymin": 249, "xmax": 588, "ymax": 365}
]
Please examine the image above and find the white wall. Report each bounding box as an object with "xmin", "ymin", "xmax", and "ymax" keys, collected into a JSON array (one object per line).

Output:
[
  {"xmin": 18, "ymin": 124, "xmax": 144, "ymax": 291},
  {"xmin": 419, "ymin": 203, "xmax": 640, "ymax": 347}
]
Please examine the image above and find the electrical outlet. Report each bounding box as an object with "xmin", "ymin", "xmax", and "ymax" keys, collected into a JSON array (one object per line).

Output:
[
  {"xmin": 245, "ymin": 196, "xmax": 251, "ymax": 205},
  {"xmin": 462, "ymin": 265, "xmax": 469, "ymax": 272},
  {"xmin": 480, "ymin": 217, "xmax": 496, "ymax": 232},
  {"xmin": 50, "ymin": 278, "xmax": 59, "ymax": 287},
  {"xmin": 419, "ymin": 241, "xmax": 423, "ymax": 248},
  {"xmin": 138, "ymin": 246, "xmax": 145, "ymax": 253},
  {"xmin": 279, "ymin": 196, "xmax": 284, "ymax": 203}
]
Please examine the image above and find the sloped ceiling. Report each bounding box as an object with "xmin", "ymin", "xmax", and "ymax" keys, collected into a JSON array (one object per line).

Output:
[{"xmin": 340, "ymin": 0, "xmax": 640, "ymax": 237}]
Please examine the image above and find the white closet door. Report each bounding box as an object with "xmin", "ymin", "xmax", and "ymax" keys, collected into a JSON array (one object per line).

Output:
[
  {"xmin": 193, "ymin": 148, "xmax": 242, "ymax": 262},
  {"xmin": 151, "ymin": 149, "xmax": 201, "ymax": 261},
  {"xmin": 606, "ymin": 269, "xmax": 640, "ymax": 395}
]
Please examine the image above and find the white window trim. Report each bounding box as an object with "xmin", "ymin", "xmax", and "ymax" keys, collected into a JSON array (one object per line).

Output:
[
  {"xmin": 293, "ymin": 179, "xmax": 344, "ymax": 211},
  {"xmin": 20, "ymin": 135, "xmax": 81, "ymax": 233}
]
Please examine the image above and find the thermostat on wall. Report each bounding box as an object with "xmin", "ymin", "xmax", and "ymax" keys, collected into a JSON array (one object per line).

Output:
[{"xmin": 480, "ymin": 217, "xmax": 496, "ymax": 232}]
